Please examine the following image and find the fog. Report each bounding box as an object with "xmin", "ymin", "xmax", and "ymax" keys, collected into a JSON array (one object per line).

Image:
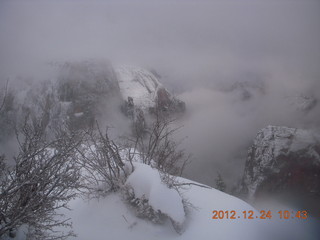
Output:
[{"xmin": 1, "ymin": 0, "xmax": 320, "ymax": 187}]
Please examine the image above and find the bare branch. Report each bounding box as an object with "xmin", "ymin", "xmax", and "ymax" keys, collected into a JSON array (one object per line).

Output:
[
  {"xmin": 0, "ymin": 115, "xmax": 83, "ymax": 239},
  {"xmin": 0, "ymin": 78, "xmax": 9, "ymax": 113}
]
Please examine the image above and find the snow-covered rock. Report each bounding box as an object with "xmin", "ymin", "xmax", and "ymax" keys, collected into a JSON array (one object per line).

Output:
[
  {"xmin": 238, "ymin": 125, "xmax": 320, "ymax": 215},
  {"xmin": 125, "ymin": 163, "xmax": 185, "ymax": 225},
  {"xmin": 116, "ymin": 65, "xmax": 185, "ymax": 114},
  {"xmin": 116, "ymin": 66, "xmax": 162, "ymax": 110},
  {"xmin": 1, "ymin": 61, "xmax": 185, "ymax": 140}
]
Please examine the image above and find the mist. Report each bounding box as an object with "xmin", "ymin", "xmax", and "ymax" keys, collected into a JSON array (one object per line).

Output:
[{"xmin": 1, "ymin": 0, "xmax": 320, "ymax": 187}]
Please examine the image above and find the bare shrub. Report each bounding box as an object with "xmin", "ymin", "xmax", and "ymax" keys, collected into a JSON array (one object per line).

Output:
[
  {"xmin": 76, "ymin": 125, "xmax": 132, "ymax": 196},
  {"xmin": 78, "ymin": 111, "xmax": 190, "ymax": 196},
  {"xmin": 131, "ymin": 110, "xmax": 191, "ymax": 176},
  {"xmin": 0, "ymin": 79, "xmax": 9, "ymax": 113},
  {"xmin": 76, "ymin": 116, "xmax": 191, "ymax": 234},
  {"xmin": 121, "ymin": 185, "xmax": 166, "ymax": 224},
  {"xmin": 0, "ymin": 116, "xmax": 83, "ymax": 240}
]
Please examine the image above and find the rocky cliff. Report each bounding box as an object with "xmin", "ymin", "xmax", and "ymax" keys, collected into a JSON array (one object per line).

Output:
[
  {"xmin": 116, "ymin": 65, "xmax": 185, "ymax": 135},
  {"xmin": 238, "ymin": 125, "xmax": 320, "ymax": 215},
  {"xmin": 0, "ymin": 61, "xmax": 185, "ymax": 139},
  {"xmin": 116, "ymin": 65, "xmax": 185, "ymax": 114}
]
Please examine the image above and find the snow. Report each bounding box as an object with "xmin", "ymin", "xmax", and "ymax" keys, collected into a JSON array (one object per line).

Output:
[
  {"xmin": 63, "ymin": 181, "xmax": 261, "ymax": 240},
  {"xmin": 59, "ymin": 162, "xmax": 266, "ymax": 240},
  {"xmin": 63, "ymin": 173, "xmax": 320, "ymax": 240},
  {"xmin": 74, "ymin": 112, "xmax": 84, "ymax": 117},
  {"xmin": 119, "ymin": 148, "xmax": 144, "ymax": 163},
  {"xmin": 9, "ymin": 161, "xmax": 319, "ymax": 240},
  {"xmin": 7, "ymin": 145, "xmax": 319, "ymax": 240},
  {"xmin": 178, "ymin": 177, "xmax": 269, "ymax": 240},
  {"xmin": 1, "ymin": 224, "xmax": 28, "ymax": 240},
  {"xmin": 125, "ymin": 163, "xmax": 185, "ymax": 224},
  {"xmin": 115, "ymin": 65, "xmax": 162, "ymax": 110},
  {"xmin": 253, "ymin": 125, "xmax": 320, "ymax": 166}
]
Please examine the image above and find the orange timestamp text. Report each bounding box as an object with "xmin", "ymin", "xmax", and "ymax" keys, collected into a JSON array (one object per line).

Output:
[{"xmin": 212, "ymin": 210, "xmax": 308, "ymax": 220}]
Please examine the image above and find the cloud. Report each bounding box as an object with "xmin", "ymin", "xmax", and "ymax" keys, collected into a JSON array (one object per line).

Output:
[
  {"xmin": 177, "ymin": 80, "xmax": 320, "ymax": 187},
  {"xmin": 0, "ymin": 0, "xmax": 319, "ymax": 81},
  {"xmin": 0, "ymin": 0, "xmax": 319, "ymax": 187}
]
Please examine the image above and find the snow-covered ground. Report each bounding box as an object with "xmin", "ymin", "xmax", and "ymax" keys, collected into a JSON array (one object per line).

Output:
[
  {"xmin": 66, "ymin": 183, "xmax": 260, "ymax": 240},
  {"xmin": 58, "ymin": 163, "xmax": 319, "ymax": 240},
  {"xmin": 65, "ymin": 184, "xmax": 319, "ymax": 240},
  {"xmin": 4, "ymin": 162, "xmax": 320, "ymax": 240}
]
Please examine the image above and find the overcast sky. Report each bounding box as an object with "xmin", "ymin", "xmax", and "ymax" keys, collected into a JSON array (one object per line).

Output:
[
  {"xmin": 1, "ymin": 0, "xmax": 319, "ymax": 186},
  {"xmin": 0, "ymin": 0, "xmax": 319, "ymax": 88}
]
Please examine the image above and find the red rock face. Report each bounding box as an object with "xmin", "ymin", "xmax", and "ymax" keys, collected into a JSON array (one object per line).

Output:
[
  {"xmin": 255, "ymin": 156, "xmax": 320, "ymax": 194},
  {"xmin": 156, "ymin": 88, "xmax": 172, "ymax": 110},
  {"xmin": 152, "ymin": 87, "xmax": 185, "ymax": 114}
]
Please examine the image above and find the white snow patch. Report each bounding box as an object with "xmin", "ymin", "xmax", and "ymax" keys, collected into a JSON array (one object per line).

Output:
[
  {"xmin": 119, "ymin": 148, "xmax": 144, "ymax": 163},
  {"xmin": 126, "ymin": 163, "xmax": 185, "ymax": 224},
  {"xmin": 74, "ymin": 112, "xmax": 84, "ymax": 117}
]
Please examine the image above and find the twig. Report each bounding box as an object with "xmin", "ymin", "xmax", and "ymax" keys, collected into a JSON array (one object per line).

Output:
[
  {"xmin": 122, "ymin": 215, "xmax": 129, "ymax": 224},
  {"xmin": 174, "ymin": 182, "xmax": 212, "ymax": 189}
]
